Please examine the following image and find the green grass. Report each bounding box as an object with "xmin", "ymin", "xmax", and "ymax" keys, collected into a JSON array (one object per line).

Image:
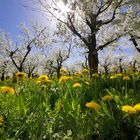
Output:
[{"xmin": 0, "ymin": 71, "xmax": 140, "ymax": 140}]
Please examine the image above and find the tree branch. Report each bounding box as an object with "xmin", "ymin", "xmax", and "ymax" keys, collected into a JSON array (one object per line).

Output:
[
  {"xmin": 96, "ymin": 0, "xmax": 113, "ymax": 16},
  {"xmin": 67, "ymin": 14, "xmax": 89, "ymax": 46},
  {"xmin": 38, "ymin": 0, "xmax": 67, "ymax": 25},
  {"xmin": 101, "ymin": 0, "xmax": 123, "ymax": 25},
  {"xmin": 20, "ymin": 26, "xmax": 47, "ymax": 69},
  {"xmin": 6, "ymin": 48, "xmax": 20, "ymax": 70},
  {"xmin": 129, "ymin": 33, "xmax": 140, "ymax": 53},
  {"xmin": 92, "ymin": 35, "xmax": 121, "ymax": 55}
]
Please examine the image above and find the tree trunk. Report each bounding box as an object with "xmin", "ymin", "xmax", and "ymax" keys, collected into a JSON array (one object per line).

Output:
[
  {"xmin": 28, "ymin": 73, "xmax": 31, "ymax": 78},
  {"xmin": 18, "ymin": 67, "xmax": 23, "ymax": 72},
  {"xmin": 88, "ymin": 32, "xmax": 99, "ymax": 76},
  {"xmin": 119, "ymin": 66, "xmax": 123, "ymax": 73},
  {"xmin": 133, "ymin": 60, "xmax": 137, "ymax": 72},
  {"xmin": 57, "ymin": 68, "xmax": 61, "ymax": 79},
  {"xmin": 104, "ymin": 66, "xmax": 109, "ymax": 75},
  {"xmin": 1, "ymin": 72, "xmax": 5, "ymax": 81},
  {"xmin": 88, "ymin": 52, "xmax": 99, "ymax": 76}
]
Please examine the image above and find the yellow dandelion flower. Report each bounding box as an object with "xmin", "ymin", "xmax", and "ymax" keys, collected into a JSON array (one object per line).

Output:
[
  {"xmin": 60, "ymin": 67, "xmax": 67, "ymax": 73},
  {"xmin": 36, "ymin": 80, "xmax": 41, "ymax": 84},
  {"xmin": 37, "ymin": 74, "xmax": 49, "ymax": 82},
  {"xmin": 15, "ymin": 72, "xmax": 26, "ymax": 78},
  {"xmin": 102, "ymin": 95, "xmax": 113, "ymax": 101},
  {"xmin": 123, "ymin": 76, "xmax": 130, "ymax": 81},
  {"xmin": 82, "ymin": 68, "xmax": 89, "ymax": 73},
  {"xmin": 85, "ymin": 101, "xmax": 100, "ymax": 111},
  {"xmin": 59, "ymin": 76, "xmax": 72, "ymax": 84},
  {"xmin": 29, "ymin": 77, "xmax": 33, "ymax": 79},
  {"xmin": 110, "ymin": 76, "xmax": 116, "ymax": 79},
  {"xmin": 133, "ymin": 103, "xmax": 140, "ymax": 112},
  {"xmin": 116, "ymin": 73, "xmax": 123, "ymax": 77},
  {"xmin": 92, "ymin": 73, "xmax": 99, "ymax": 77},
  {"xmin": 122, "ymin": 105, "xmax": 136, "ymax": 114},
  {"xmin": 45, "ymin": 80, "xmax": 53, "ymax": 84},
  {"xmin": 73, "ymin": 83, "xmax": 81, "ymax": 88},
  {"xmin": 74, "ymin": 72, "xmax": 81, "ymax": 76},
  {"xmin": 0, "ymin": 86, "xmax": 15, "ymax": 95},
  {"xmin": 0, "ymin": 115, "xmax": 5, "ymax": 125}
]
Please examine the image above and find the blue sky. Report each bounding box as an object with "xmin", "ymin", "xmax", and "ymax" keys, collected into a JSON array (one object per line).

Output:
[
  {"xmin": 0, "ymin": 0, "xmax": 45, "ymax": 41},
  {"xmin": 0, "ymin": 0, "xmax": 137, "ymax": 63}
]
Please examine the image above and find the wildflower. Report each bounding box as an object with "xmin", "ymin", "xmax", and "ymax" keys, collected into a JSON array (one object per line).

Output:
[
  {"xmin": 74, "ymin": 72, "xmax": 81, "ymax": 76},
  {"xmin": 45, "ymin": 80, "xmax": 53, "ymax": 84},
  {"xmin": 29, "ymin": 77, "xmax": 33, "ymax": 79},
  {"xmin": 102, "ymin": 95, "xmax": 113, "ymax": 101},
  {"xmin": 59, "ymin": 76, "xmax": 72, "ymax": 84},
  {"xmin": 60, "ymin": 67, "xmax": 67, "ymax": 73},
  {"xmin": 85, "ymin": 101, "xmax": 100, "ymax": 111},
  {"xmin": 73, "ymin": 83, "xmax": 81, "ymax": 88},
  {"xmin": 123, "ymin": 76, "xmax": 130, "ymax": 81},
  {"xmin": 15, "ymin": 72, "xmax": 26, "ymax": 78},
  {"xmin": 36, "ymin": 80, "xmax": 41, "ymax": 84},
  {"xmin": 82, "ymin": 68, "xmax": 89, "ymax": 73},
  {"xmin": 122, "ymin": 105, "xmax": 136, "ymax": 114},
  {"xmin": 116, "ymin": 73, "xmax": 123, "ymax": 77},
  {"xmin": 133, "ymin": 103, "xmax": 140, "ymax": 112},
  {"xmin": 37, "ymin": 74, "xmax": 49, "ymax": 82},
  {"xmin": 110, "ymin": 76, "xmax": 116, "ymax": 79},
  {"xmin": 0, "ymin": 115, "xmax": 5, "ymax": 125},
  {"xmin": 92, "ymin": 73, "xmax": 99, "ymax": 77},
  {"xmin": 0, "ymin": 86, "xmax": 15, "ymax": 95}
]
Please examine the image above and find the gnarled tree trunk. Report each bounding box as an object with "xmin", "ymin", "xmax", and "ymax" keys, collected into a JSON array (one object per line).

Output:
[{"xmin": 88, "ymin": 52, "xmax": 99, "ymax": 75}]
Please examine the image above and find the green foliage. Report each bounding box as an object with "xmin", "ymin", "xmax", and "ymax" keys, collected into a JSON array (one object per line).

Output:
[{"xmin": 0, "ymin": 71, "xmax": 140, "ymax": 140}]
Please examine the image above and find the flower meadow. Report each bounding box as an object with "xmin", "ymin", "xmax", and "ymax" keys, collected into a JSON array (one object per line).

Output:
[{"xmin": 0, "ymin": 69, "xmax": 140, "ymax": 140}]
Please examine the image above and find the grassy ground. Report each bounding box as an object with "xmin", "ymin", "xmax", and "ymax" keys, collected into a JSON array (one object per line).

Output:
[{"xmin": 0, "ymin": 70, "xmax": 140, "ymax": 140}]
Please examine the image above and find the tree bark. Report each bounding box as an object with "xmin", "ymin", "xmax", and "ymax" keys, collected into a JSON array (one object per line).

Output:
[
  {"xmin": 57, "ymin": 67, "xmax": 61, "ymax": 79},
  {"xmin": 88, "ymin": 28, "xmax": 99, "ymax": 75},
  {"xmin": 1, "ymin": 72, "xmax": 5, "ymax": 81},
  {"xmin": 88, "ymin": 52, "xmax": 99, "ymax": 75},
  {"xmin": 19, "ymin": 67, "xmax": 23, "ymax": 72},
  {"xmin": 104, "ymin": 66, "xmax": 109, "ymax": 75}
]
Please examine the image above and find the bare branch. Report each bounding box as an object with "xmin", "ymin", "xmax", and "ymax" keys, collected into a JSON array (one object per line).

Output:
[
  {"xmin": 20, "ymin": 26, "xmax": 47, "ymax": 68},
  {"xmin": 67, "ymin": 14, "xmax": 89, "ymax": 46},
  {"xmin": 92, "ymin": 35, "xmax": 121, "ymax": 55},
  {"xmin": 96, "ymin": 0, "xmax": 113, "ymax": 16},
  {"xmin": 38, "ymin": 0, "xmax": 66, "ymax": 24},
  {"xmin": 129, "ymin": 33, "xmax": 140, "ymax": 53},
  {"xmin": 6, "ymin": 48, "xmax": 19, "ymax": 70},
  {"xmin": 101, "ymin": 0, "xmax": 123, "ymax": 25}
]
